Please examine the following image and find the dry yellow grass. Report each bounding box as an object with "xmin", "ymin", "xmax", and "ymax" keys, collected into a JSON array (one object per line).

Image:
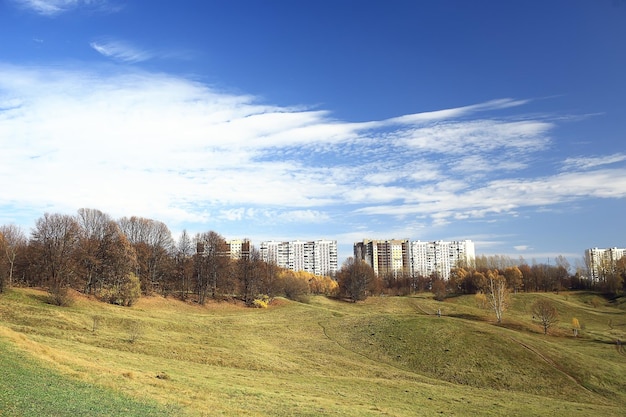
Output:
[{"xmin": 1, "ymin": 288, "xmax": 625, "ymax": 416}]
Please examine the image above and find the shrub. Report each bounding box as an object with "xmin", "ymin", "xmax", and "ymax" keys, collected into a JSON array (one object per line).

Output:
[
  {"xmin": 107, "ymin": 273, "xmax": 142, "ymax": 307},
  {"xmin": 47, "ymin": 283, "xmax": 74, "ymax": 307},
  {"xmin": 126, "ymin": 319, "xmax": 143, "ymax": 343},
  {"xmin": 432, "ymin": 279, "xmax": 446, "ymax": 301},
  {"xmin": 252, "ymin": 298, "xmax": 268, "ymax": 308},
  {"xmin": 282, "ymin": 273, "xmax": 309, "ymax": 301},
  {"xmin": 475, "ymin": 292, "xmax": 488, "ymax": 309}
]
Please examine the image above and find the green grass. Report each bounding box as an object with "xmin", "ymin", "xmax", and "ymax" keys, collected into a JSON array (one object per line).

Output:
[
  {"xmin": 0, "ymin": 288, "xmax": 625, "ymax": 416},
  {"xmin": 0, "ymin": 339, "xmax": 175, "ymax": 417}
]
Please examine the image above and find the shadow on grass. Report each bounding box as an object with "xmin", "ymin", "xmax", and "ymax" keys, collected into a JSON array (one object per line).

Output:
[
  {"xmin": 446, "ymin": 313, "xmax": 487, "ymax": 322},
  {"xmin": 26, "ymin": 292, "xmax": 51, "ymax": 304}
]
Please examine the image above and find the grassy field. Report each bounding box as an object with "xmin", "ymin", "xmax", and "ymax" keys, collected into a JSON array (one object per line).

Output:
[{"xmin": 0, "ymin": 288, "xmax": 625, "ymax": 416}]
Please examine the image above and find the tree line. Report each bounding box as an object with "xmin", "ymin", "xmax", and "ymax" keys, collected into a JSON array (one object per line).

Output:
[
  {"xmin": 0, "ymin": 208, "xmax": 337, "ymax": 306},
  {"xmin": 2, "ymin": 208, "xmax": 624, "ymax": 308},
  {"xmin": 335, "ymin": 252, "xmax": 626, "ymax": 307}
]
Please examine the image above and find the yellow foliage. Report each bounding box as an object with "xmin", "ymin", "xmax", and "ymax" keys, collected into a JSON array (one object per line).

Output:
[
  {"xmin": 252, "ymin": 298, "xmax": 268, "ymax": 308},
  {"xmin": 475, "ymin": 292, "xmax": 488, "ymax": 309}
]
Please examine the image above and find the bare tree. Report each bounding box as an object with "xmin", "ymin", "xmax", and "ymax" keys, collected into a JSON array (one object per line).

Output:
[
  {"xmin": 31, "ymin": 213, "xmax": 80, "ymax": 305},
  {"xmin": 237, "ymin": 247, "xmax": 262, "ymax": 305},
  {"xmin": 260, "ymin": 260, "xmax": 282, "ymax": 300},
  {"xmin": 532, "ymin": 299, "xmax": 559, "ymax": 335},
  {"xmin": 118, "ymin": 216, "xmax": 174, "ymax": 294},
  {"xmin": 0, "ymin": 224, "xmax": 26, "ymax": 291},
  {"xmin": 175, "ymin": 230, "xmax": 194, "ymax": 299},
  {"xmin": 194, "ymin": 231, "xmax": 229, "ymax": 304}
]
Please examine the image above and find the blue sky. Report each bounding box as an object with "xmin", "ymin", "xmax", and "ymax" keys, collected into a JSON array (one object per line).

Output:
[{"xmin": 1, "ymin": 0, "xmax": 625, "ymax": 266}]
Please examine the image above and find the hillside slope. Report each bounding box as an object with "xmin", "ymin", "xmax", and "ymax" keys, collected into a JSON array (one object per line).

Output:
[{"xmin": 1, "ymin": 289, "xmax": 624, "ymax": 416}]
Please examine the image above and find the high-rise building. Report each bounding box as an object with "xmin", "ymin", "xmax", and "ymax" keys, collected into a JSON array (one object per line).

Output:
[
  {"xmin": 409, "ymin": 240, "xmax": 475, "ymax": 279},
  {"xmin": 585, "ymin": 247, "xmax": 626, "ymax": 281},
  {"xmin": 259, "ymin": 239, "xmax": 338, "ymax": 277},
  {"xmin": 353, "ymin": 239, "xmax": 410, "ymax": 276},
  {"xmin": 354, "ymin": 239, "xmax": 475, "ymax": 280}
]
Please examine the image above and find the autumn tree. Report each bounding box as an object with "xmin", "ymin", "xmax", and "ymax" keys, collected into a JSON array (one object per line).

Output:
[
  {"xmin": 108, "ymin": 272, "xmax": 142, "ymax": 306},
  {"xmin": 532, "ymin": 299, "xmax": 559, "ymax": 335},
  {"xmin": 280, "ymin": 270, "xmax": 310, "ymax": 302},
  {"xmin": 518, "ymin": 263, "xmax": 533, "ymax": 292},
  {"xmin": 308, "ymin": 275, "xmax": 338, "ymax": 296},
  {"xmin": 504, "ymin": 266, "xmax": 523, "ymax": 293},
  {"xmin": 76, "ymin": 209, "xmax": 137, "ymax": 296},
  {"xmin": 432, "ymin": 278, "xmax": 446, "ymax": 301},
  {"xmin": 337, "ymin": 257, "xmax": 375, "ymax": 302},
  {"xmin": 31, "ymin": 213, "xmax": 80, "ymax": 305},
  {"xmin": 571, "ymin": 317, "xmax": 581, "ymax": 337},
  {"xmin": 485, "ymin": 270, "xmax": 510, "ymax": 324}
]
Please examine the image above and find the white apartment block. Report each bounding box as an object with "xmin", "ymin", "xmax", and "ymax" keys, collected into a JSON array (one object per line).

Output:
[
  {"xmin": 259, "ymin": 239, "xmax": 338, "ymax": 277},
  {"xmin": 227, "ymin": 239, "xmax": 250, "ymax": 259},
  {"xmin": 585, "ymin": 247, "xmax": 626, "ymax": 281},
  {"xmin": 409, "ymin": 240, "xmax": 475, "ymax": 280},
  {"xmin": 354, "ymin": 239, "xmax": 475, "ymax": 280}
]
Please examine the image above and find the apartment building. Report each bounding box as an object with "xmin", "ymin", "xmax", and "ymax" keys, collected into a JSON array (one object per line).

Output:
[
  {"xmin": 354, "ymin": 239, "xmax": 475, "ymax": 280},
  {"xmin": 259, "ymin": 239, "xmax": 338, "ymax": 277},
  {"xmin": 226, "ymin": 239, "xmax": 250, "ymax": 259},
  {"xmin": 585, "ymin": 247, "xmax": 626, "ymax": 281},
  {"xmin": 353, "ymin": 239, "xmax": 410, "ymax": 276},
  {"xmin": 409, "ymin": 240, "xmax": 475, "ymax": 279}
]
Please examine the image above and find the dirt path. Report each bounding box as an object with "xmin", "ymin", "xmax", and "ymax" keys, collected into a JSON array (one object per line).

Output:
[
  {"xmin": 412, "ymin": 302, "xmax": 432, "ymax": 316},
  {"xmin": 508, "ymin": 336, "xmax": 597, "ymax": 395}
]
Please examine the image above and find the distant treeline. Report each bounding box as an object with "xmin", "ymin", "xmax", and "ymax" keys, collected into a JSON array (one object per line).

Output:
[{"xmin": 1, "ymin": 208, "xmax": 624, "ymax": 306}]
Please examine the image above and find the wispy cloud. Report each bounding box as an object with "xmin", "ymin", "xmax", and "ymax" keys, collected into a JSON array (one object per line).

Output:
[
  {"xmin": 90, "ymin": 40, "xmax": 153, "ymax": 63},
  {"xmin": 1, "ymin": 63, "xmax": 624, "ymax": 237},
  {"xmin": 13, "ymin": 0, "xmax": 119, "ymax": 16},
  {"xmin": 561, "ymin": 153, "xmax": 626, "ymax": 171}
]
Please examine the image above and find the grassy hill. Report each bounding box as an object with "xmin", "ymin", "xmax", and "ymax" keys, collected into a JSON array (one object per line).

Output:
[{"xmin": 0, "ymin": 288, "xmax": 625, "ymax": 416}]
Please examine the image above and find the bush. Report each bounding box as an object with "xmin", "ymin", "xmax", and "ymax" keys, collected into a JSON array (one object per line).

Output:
[
  {"xmin": 252, "ymin": 298, "xmax": 268, "ymax": 308},
  {"xmin": 432, "ymin": 279, "xmax": 446, "ymax": 301},
  {"xmin": 282, "ymin": 273, "xmax": 309, "ymax": 301},
  {"xmin": 107, "ymin": 273, "xmax": 142, "ymax": 307},
  {"xmin": 48, "ymin": 283, "xmax": 74, "ymax": 307},
  {"xmin": 126, "ymin": 319, "xmax": 143, "ymax": 343}
]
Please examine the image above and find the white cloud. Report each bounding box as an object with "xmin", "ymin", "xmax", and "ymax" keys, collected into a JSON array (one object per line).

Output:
[
  {"xmin": 13, "ymin": 0, "xmax": 118, "ymax": 16},
  {"xmin": 355, "ymin": 168, "xmax": 626, "ymax": 222},
  {"xmin": 1, "ymin": 63, "xmax": 624, "ymax": 235},
  {"xmin": 398, "ymin": 119, "xmax": 552, "ymax": 155},
  {"xmin": 561, "ymin": 153, "xmax": 626, "ymax": 171},
  {"xmin": 90, "ymin": 40, "xmax": 153, "ymax": 63}
]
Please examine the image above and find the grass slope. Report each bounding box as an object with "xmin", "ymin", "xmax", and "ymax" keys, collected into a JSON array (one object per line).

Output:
[
  {"xmin": 0, "ymin": 339, "xmax": 175, "ymax": 417},
  {"xmin": 0, "ymin": 288, "xmax": 625, "ymax": 416}
]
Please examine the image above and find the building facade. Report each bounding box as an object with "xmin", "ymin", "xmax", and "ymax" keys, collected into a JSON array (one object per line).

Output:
[
  {"xmin": 353, "ymin": 239, "xmax": 410, "ymax": 276},
  {"xmin": 354, "ymin": 239, "xmax": 475, "ymax": 280},
  {"xmin": 226, "ymin": 239, "xmax": 250, "ymax": 259},
  {"xmin": 259, "ymin": 239, "xmax": 338, "ymax": 277},
  {"xmin": 585, "ymin": 247, "xmax": 626, "ymax": 281}
]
